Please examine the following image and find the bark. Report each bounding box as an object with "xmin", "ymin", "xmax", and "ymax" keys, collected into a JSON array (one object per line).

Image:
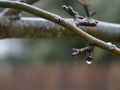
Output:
[{"xmin": 0, "ymin": 17, "xmax": 120, "ymax": 43}]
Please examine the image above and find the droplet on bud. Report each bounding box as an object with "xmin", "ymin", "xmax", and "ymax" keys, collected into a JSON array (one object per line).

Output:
[{"xmin": 86, "ymin": 60, "xmax": 92, "ymax": 64}]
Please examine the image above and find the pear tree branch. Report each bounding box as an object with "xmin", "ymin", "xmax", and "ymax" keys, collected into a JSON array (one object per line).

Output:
[
  {"xmin": 1, "ymin": 17, "xmax": 120, "ymax": 43},
  {"xmin": 0, "ymin": 1, "xmax": 120, "ymax": 56}
]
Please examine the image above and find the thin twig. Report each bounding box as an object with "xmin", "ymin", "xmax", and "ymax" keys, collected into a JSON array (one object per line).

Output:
[
  {"xmin": 77, "ymin": 0, "xmax": 90, "ymax": 17},
  {"xmin": 0, "ymin": 0, "xmax": 39, "ymax": 16}
]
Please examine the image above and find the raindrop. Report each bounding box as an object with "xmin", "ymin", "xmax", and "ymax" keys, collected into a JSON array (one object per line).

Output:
[
  {"xmin": 86, "ymin": 60, "xmax": 92, "ymax": 64},
  {"xmin": 85, "ymin": 54, "xmax": 93, "ymax": 64}
]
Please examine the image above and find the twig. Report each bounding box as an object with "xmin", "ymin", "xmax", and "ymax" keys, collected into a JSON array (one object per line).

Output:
[
  {"xmin": 62, "ymin": 5, "xmax": 98, "ymax": 27},
  {"xmin": 0, "ymin": 0, "xmax": 39, "ymax": 17},
  {"xmin": 72, "ymin": 45, "xmax": 94, "ymax": 57},
  {"xmin": 72, "ymin": 44, "xmax": 94, "ymax": 64},
  {"xmin": 77, "ymin": 0, "xmax": 90, "ymax": 17}
]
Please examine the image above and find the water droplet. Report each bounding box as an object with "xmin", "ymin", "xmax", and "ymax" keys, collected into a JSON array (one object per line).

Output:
[
  {"xmin": 86, "ymin": 60, "xmax": 92, "ymax": 64},
  {"xmin": 107, "ymin": 42, "xmax": 112, "ymax": 45}
]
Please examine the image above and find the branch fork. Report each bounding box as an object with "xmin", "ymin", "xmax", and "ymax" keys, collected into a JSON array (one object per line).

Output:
[
  {"xmin": 62, "ymin": 0, "xmax": 98, "ymax": 27},
  {"xmin": 62, "ymin": 0, "xmax": 98, "ymax": 63}
]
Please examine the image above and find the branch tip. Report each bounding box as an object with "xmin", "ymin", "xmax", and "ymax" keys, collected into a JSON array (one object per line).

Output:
[
  {"xmin": 77, "ymin": 0, "xmax": 89, "ymax": 7},
  {"xmin": 62, "ymin": 5, "xmax": 80, "ymax": 17}
]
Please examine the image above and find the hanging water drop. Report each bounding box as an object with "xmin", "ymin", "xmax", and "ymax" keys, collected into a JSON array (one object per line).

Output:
[
  {"xmin": 86, "ymin": 60, "xmax": 92, "ymax": 64},
  {"xmin": 85, "ymin": 54, "xmax": 93, "ymax": 64}
]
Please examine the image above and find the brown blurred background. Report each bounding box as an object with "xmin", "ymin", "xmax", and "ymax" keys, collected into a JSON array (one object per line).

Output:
[
  {"xmin": 0, "ymin": 63, "xmax": 120, "ymax": 90},
  {"xmin": 0, "ymin": 0, "xmax": 120, "ymax": 90}
]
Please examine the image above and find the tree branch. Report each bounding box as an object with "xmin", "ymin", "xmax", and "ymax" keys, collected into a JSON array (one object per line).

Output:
[
  {"xmin": 1, "ymin": 0, "xmax": 39, "ymax": 16},
  {"xmin": 0, "ymin": 17, "xmax": 120, "ymax": 43},
  {"xmin": 0, "ymin": 1, "xmax": 120, "ymax": 56}
]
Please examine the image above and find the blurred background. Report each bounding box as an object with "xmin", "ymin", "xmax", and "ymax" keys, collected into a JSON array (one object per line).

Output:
[{"xmin": 0, "ymin": 0, "xmax": 120, "ymax": 90}]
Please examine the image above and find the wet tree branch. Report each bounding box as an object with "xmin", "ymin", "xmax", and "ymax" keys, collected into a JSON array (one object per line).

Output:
[
  {"xmin": 0, "ymin": 1, "xmax": 120, "ymax": 56},
  {"xmin": 0, "ymin": 17, "xmax": 120, "ymax": 43}
]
